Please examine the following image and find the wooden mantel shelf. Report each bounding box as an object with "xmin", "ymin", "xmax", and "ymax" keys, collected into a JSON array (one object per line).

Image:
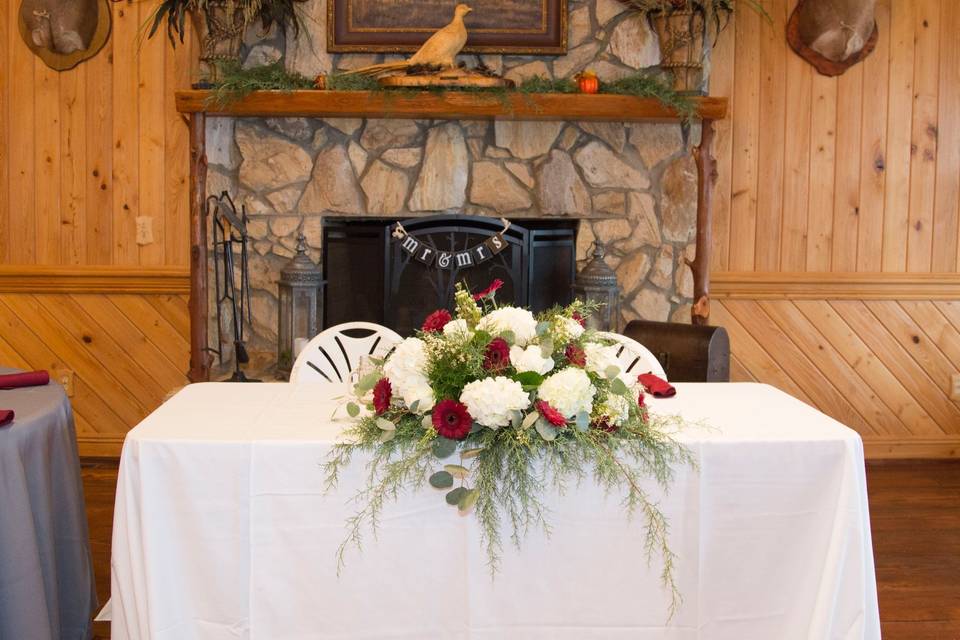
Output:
[{"xmin": 175, "ymin": 90, "xmax": 727, "ymax": 122}]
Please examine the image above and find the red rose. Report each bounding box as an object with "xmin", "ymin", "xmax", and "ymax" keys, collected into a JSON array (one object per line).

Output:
[
  {"xmin": 564, "ymin": 344, "xmax": 586, "ymax": 367},
  {"xmin": 483, "ymin": 337, "xmax": 511, "ymax": 372},
  {"xmin": 571, "ymin": 311, "xmax": 586, "ymax": 327},
  {"xmin": 373, "ymin": 378, "xmax": 392, "ymax": 415},
  {"xmin": 536, "ymin": 400, "xmax": 567, "ymax": 427},
  {"xmin": 422, "ymin": 309, "xmax": 452, "ymax": 333},
  {"xmin": 593, "ymin": 417, "xmax": 618, "ymax": 433},
  {"xmin": 473, "ymin": 278, "xmax": 504, "ymax": 301},
  {"xmin": 432, "ymin": 399, "xmax": 473, "ymax": 440}
]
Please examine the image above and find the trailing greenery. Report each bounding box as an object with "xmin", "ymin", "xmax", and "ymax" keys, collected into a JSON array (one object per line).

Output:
[
  {"xmin": 599, "ymin": 73, "xmax": 696, "ymax": 119},
  {"xmin": 623, "ymin": 0, "xmax": 771, "ymax": 41},
  {"xmin": 206, "ymin": 61, "xmax": 314, "ymax": 106},
  {"xmin": 145, "ymin": 0, "xmax": 306, "ymax": 47}
]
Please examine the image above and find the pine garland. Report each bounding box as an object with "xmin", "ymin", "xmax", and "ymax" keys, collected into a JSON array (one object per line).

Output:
[{"xmin": 206, "ymin": 60, "xmax": 314, "ymax": 107}]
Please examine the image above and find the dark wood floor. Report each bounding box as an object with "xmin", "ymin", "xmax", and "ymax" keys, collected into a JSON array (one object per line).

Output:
[{"xmin": 82, "ymin": 459, "xmax": 960, "ymax": 639}]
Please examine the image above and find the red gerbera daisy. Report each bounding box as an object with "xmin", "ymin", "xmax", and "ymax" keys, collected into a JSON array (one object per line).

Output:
[
  {"xmin": 536, "ymin": 400, "xmax": 567, "ymax": 427},
  {"xmin": 432, "ymin": 399, "xmax": 473, "ymax": 440},
  {"xmin": 571, "ymin": 311, "xmax": 586, "ymax": 327},
  {"xmin": 564, "ymin": 344, "xmax": 586, "ymax": 367},
  {"xmin": 422, "ymin": 309, "xmax": 452, "ymax": 333},
  {"xmin": 473, "ymin": 278, "xmax": 504, "ymax": 301},
  {"xmin": 638, "ymin": 392, "xmax": 648, "ymax": 421},
  {"xmin": 483, "ymin": 337, "xmax": 511, "ymax": 372},
  {"xmin": 373, "ymin": 378, "xmax": 392, "ymax": 415}
]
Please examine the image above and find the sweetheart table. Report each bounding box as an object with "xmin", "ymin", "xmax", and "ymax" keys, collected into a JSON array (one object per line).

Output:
[{"xmin": 111, "ymin": 382, "xmax": 880, "ymax": 639}]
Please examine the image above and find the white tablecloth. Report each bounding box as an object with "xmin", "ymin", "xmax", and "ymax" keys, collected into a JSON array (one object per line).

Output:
[{"xmin": 111, "ymin": 382, "xmax": 880, "ymax": 639}]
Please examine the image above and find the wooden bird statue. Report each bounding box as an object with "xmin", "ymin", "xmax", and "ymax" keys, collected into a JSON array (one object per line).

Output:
[{"xmin": 348, "ymin": 4, "xmax": 472, "ymax": 77}]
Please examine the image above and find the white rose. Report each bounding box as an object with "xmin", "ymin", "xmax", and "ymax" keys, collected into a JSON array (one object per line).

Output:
[
  {"xmin": 477, "ymin": 306, "xmax": 538, "ymax": 346},
  {"xmin": 442, "ymin": 318, "xmax": 473, "ymax": 339},
  {"xmin": 509, "ymin": 345, "xmax": 555, "ymax": 375},
  {"xmin": 383, "ymin": 337, "xmax": 434, "ymax": 413},
  {"xmin": 537, "ymin": 367, "xmax": 596, "ymax": 418},
  {"xmin": 584, "ymin": 342, "xmax": 622, "ymax": 378},
  {"xmin": 459, "ymin": 376, "xmax": 531, "ymax": 428}
]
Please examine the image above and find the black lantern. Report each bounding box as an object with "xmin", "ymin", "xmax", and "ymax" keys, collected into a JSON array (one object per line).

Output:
[
  {"xmin": 572, "ymin": 242, "xmax": 621, "ymax": 332},
  {"xmin": 277, "ymin": 234, "xmax": 325, "ymax": 378}
]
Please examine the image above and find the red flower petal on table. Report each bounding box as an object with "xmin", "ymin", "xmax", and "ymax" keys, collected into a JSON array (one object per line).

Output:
[
  {"xmin": 373, "ymin": 378, "xmax": 392, "ymax": 415},
  {"xmin": 432, "ymin": 399, "xmax": 473, "ymax": 440},
  {"xmin": 564, "ymin": 344, "xmax": 586, "ymax": 367},
  {"xmin": 422, "ymin": 309, "xmax": 452, "ymax": 333},
  {"xmin": 483, "ymin": 337, "xmax": 511, "ymax": 372},
  {"xmin": 571, "ymin": 311, "xmax": 586, "ymax": 327},
  {"xmin": 535, "ymin": 400, "xmax": 567, "ymax": 427},
  {"xmin": 473, "ymin": 278, "xmax": 504, "ymax": 301}
]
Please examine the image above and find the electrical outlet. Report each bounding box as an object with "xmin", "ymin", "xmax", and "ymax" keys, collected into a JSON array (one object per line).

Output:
[
  {"xmin": 952, "ymin": 374, "xmax": 960, "ymax": 401},
  {"xmin": 54, "ymin": 369, "xmax": 75, "ymax": 397}
]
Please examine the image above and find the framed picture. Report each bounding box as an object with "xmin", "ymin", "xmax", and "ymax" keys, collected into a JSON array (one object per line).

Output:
[{"xmin": 327, "ymin": 0, "xmax": 568, "ymax": 55}]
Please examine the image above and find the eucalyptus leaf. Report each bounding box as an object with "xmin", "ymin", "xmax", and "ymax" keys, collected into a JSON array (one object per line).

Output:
[
  {"xmin": 536, "ymin": 321, "xmax": 551, "ymax": 336},
  {"xmin": 535, "ymin": 420, "xmax": 558, "ymax": 442},
  {"xmin": 539, "ymin": 340, "xmax": 555, "ymax": 358},
  {"xmin": 510, "ymin": 410, "xmax": 523, "ymax": 430},
  {"xmin": 521, "ymin": 411, "xmax": 540, "ymax": 430},
  {"xmin": 376, "ymin": 418, "xmax": 396, "ymax": 431},
  {"xmin": 429, "ymin": 470, "xmax": 454, "ymax": 489},
  {"xmin": 575, "ymin": 411, "xmax": 590, "ymax": 429},
  {"xmin": 470, "ymin": 421, "xmax": 483, "ymax": 434},
  {"xmin": 461, "ymin": 447, "xmax": 483, "ymax": 459},
  {"xmin": 605, "ymin": 365, "xmax": 622, "ymax": 380},
  {"xmin": 443, "ymin": 464, "xmax": 470, "ymax": 479},
  {"xmin": 500, "ymin": 330, "xmax": 516, "ymax": 346},
  {"xmin": 513, "ymin": 371, "xmax": 544, "ymax": 388},
  {"xmin": 357, "ymin": 372, "xmax": 380, "ymax": 392},
  {"xmin": 445, "ymin": 486, "xmax": 467, "ymax": 505},
  {"xmin": 610, "ymin": 377, "xmax": 629, "ymax": 396},
  {"xmin": 408, "ymin": 399, "xmax": 420, "ymax": 413},
  {"xmin": 378, "ymin": 430, "xmax": 396, "ymax": 443},
  {"xmin": 432, "ymin": 437, "xmax": 457, "ymax": 459},
  {"xmin": 458, "ymin": 488, "xmax": 479, "ymax": 513},
  {"xmin": 346, "ymin": 402, "xmax": 360, "ymax": 418},
  {"xmin": 422, "ymin": 415, "xmax": 434, "ymax": 430}
]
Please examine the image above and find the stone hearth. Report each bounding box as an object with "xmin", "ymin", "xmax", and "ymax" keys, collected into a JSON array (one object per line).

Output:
[{"xmin": 206, "ymin": 0, "xmax": 699, "ymax": 373}]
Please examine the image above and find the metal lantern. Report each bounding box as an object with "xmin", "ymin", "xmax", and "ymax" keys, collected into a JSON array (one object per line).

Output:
[
  {"xmin": 277, "ymin": 234, "xmax": 325, "ymax": 378},
  {"xmin": 572, "ymin": 242, "xmax": 621, "ymax": 332}
]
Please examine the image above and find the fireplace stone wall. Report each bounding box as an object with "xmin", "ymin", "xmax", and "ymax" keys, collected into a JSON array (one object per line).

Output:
[{"xmin": 206, "ymin": 0, "xmax": 699, "ymax": 369}]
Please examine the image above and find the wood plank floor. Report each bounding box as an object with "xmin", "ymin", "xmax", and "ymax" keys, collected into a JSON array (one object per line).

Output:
[{"xmin": 82, "ymin": 460, "xmax": 960, "ymax": 639}]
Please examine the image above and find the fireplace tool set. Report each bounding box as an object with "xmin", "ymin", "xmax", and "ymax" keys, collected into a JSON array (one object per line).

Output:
[{"xmin": 208, "ymin": 192, "xmax": 259, "ymax": 382}]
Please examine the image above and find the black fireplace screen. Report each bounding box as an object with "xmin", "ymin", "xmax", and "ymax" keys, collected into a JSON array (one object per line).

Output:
[{"xmin": 322, "ymin": 215, "xmax": 576, "ymax": 336}]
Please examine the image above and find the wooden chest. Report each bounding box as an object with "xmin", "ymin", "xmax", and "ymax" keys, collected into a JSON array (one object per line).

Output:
[{"xmin": 623, "ymin": 320, "xmax": 730, "ymax": 382}]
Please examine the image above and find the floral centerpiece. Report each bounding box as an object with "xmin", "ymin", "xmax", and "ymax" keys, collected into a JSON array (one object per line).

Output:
[{"xmin": 325, "ymin": 281, "xmax": 693, "ymax": 612}]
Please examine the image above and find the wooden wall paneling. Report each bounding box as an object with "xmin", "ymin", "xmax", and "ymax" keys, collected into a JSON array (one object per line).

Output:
[
  {"xmin": 880, "ymin": 0, "xmax": 915, "ymax": 271},
  {"xmin": 831, "ymin": 300, "xmax": 958, "ymax": 434},
  {"xmin": 147, "ymin": 293, "xmax": 191, "ymax": 340},
  {"xmin": 111, "ymin": 0, "xmax": 141, "ymax": 265},
  {"xmin": 727, "ymin": 4, "xmax": 760, "ymax": 271},
  {"xmin": 729, "ymin": 353, "xmax": 757, "ymax": 382},
  {"xmin": 899, "ymin": 301, "xmax": 960, "ymax": 368},
  {"xmin": 0, "ymin": 334, "xmax": 32, "ymax": 369},
  {"xmin": 906, "ymin": 0, "xmax": 940, "ymax": 273},
  {"xmin": 34, "ymin": 59, "xmax": 62, "ymax": 264},
  {"xmin": 752, "ymin": 0, "xmax": 786, "ymax": 271},
  {"xmin": 139, "ymin": 0, "xmax": 167, "ymax": 266},
  {"xmin": 805, "ymin": 73, "xmax": 838, "ymax": 271},
  {"xmin": 933, "ymin": 0, "xmax": 960, "ymax": 272},
  {"xmin": 8, "ymin": 0, "xmax": 36, "ymax": 264},
  {"xmin": 830, "ymin": 63, "xmax": 863, "ymax": 272},
  {"xmin": 84, "ymin": 31, "xmax": 114, "ymax": 265},
  {"xmin": 778, "ymin": 0, "xmax": 813, "ymax": 271},
  {"xmin": 0, "ymin": 0, "xmax": 9, "ymax": 264},
  {"xmin": 61, "ymin": 67, "xmax": 87, "ymax": 265},
  {"xmin": 708, "ymin": 19, "xmax": 736, "ymax": 272},
  {"xmin": 933, "ymin": 301, "xmax": 960, "ymax": 334},
  {"xmin": 108, "ymin": 294, "xmax": 190, "ymax": 358},
  {"xmin": 165, "ymin": 31, "xmax": 192, "ymax": 267},
  {"xmin": 856, "ymin": 0, "xmax": 890, "ymax": 273}
]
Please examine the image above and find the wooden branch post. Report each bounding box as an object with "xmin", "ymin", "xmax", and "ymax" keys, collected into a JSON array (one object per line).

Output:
[
  {"xmin": 188, "ymin": 113, "xmax": 211, "ymax": 382},
  {"xmin": 688, "ymin": 119, "xmax": 717, "ymax": 326}
]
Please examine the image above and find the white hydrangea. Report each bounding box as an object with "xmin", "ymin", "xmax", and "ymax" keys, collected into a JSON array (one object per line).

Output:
[
  {"xmin": 459, "ymin": 376, "xmax": 530, "ymax": 428},
  {"xmin": 442, "ymin": 318, "xmax": 473, "ymax": 339},
  {"xmin": 383, "ymin": 337, "xmax": 434, "ymax": 413},
  {"xmin": 584, "ymin": 342, "xmax": 622, "ymax": 378},
  {"xmin": 477, "ymin": 306, "xmax": 538, "ymax": 346},
  {"xmin": 537, "ymin": 367, "xmax": 596, "ymax": 418},
  {"xmin": 599, "ymin": 393, "xmax": 632, "ymax": 426},
  {"xmin": 554, "ymin": 316, "xmax": 585, "ymax": 343},
  {"xmin": 509, "ymin": 345, "xmax": 555, "ymax": 375}
]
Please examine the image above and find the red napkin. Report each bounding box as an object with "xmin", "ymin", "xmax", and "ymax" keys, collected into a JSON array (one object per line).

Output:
[
  {"xmin": 638, "ymin": 373, "xmax": 676, "ymax": 398},
  {"xmin": 0, "ymin": 370, "xmax": 50, "ymax": 390},
  {"xmin": 0, "ymin": 410, "xmax": 13, "ymax": 427}
]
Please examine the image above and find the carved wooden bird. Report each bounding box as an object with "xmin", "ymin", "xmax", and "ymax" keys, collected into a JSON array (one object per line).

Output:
[{"xmin": 348, "ymin": 4, "xmax": 472, "ymax": 77}]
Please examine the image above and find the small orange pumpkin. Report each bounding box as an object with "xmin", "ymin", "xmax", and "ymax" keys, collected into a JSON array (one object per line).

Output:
[{"xmin": 576, "ymin": 70, "xmax": 599, "ymax": 94}]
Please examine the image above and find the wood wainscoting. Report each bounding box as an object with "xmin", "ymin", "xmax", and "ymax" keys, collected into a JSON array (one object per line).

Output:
[
  {"xmin": 713, "ymin": 273, "xmax": 960, "ymax": 458},
  {"xmin": 0, "ymin": 267, "xmax": 190, "ymax": 457}
]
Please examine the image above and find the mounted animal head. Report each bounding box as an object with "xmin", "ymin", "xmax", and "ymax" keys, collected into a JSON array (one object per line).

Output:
[
  {"xmin": 18, "ymin": 0, "xmax": 111, "ymax": 71},
  {"xmin": 787, "ymin": 0, "xmax": 878, "ymax": 76}
]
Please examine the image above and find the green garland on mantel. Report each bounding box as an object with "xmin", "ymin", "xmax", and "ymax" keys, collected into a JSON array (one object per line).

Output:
[{"xmin": 207, "ymin": 61, "xmax": 697, "ymax": 121}]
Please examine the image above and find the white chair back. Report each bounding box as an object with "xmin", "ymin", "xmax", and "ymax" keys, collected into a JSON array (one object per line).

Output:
[
  {"xmin": 290, "ymin": 322, "xmax": 402, "ymax": 384},
  {"xmin": 597, "ymin": 331, "xmax": 667, "ymax": 380}
]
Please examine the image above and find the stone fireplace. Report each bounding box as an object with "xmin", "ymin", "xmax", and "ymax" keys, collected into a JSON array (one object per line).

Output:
[{"xmin": 205, "ymin": 0, "xmax": 699, "ymax": 373}]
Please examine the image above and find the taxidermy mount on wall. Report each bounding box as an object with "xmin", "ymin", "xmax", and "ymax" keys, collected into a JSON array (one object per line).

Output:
[
  {"xmin": 787, "ymin": 0, "xmax": 877, "ymax": 76},
  {"xmin": 18, "ymin": 0, "xmax": 111, "ymax": 71}
]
